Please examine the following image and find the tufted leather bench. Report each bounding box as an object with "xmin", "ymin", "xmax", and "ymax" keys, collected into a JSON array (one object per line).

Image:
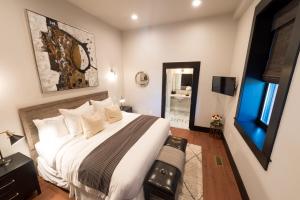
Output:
[{"xmin": 144, "ymin": 136, "xmax": 187, "ymax": 200}]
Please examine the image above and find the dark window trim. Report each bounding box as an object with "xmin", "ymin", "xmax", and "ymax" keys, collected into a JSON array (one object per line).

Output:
[
  {"xmin": 256, "ymin": 83, "xmax": 269, "ymax": 130},
  {"xmin": 161, "ymin": 62, "xmax": 200, "ymax": 130},
  {"xmin": 234, "ymin": 0, "xmax": 300, "ymax": 170},
  {"xmin": 234, "ymin": 120, "xmax": 270, "ymax": 168}
]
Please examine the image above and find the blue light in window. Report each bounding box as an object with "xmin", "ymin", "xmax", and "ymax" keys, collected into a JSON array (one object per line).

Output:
[{"xmin": 260, "ymin": 83, "xmax": 278, "ymax": 125}]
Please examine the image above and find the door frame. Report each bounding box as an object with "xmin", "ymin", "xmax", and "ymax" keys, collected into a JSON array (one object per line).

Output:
[{"xmin": 161, "ymin": 62, "xmax": 200, "ymax": 129}]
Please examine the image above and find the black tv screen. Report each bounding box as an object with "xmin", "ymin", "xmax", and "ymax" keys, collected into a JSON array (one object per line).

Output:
[{"xmin": 212, "ymin": 76, "xmax": 236, "ymax": 96}]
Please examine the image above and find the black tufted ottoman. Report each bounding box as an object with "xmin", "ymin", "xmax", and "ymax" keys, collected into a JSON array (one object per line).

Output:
[
  {"xmin": 164, "ymin": 136, "xmax": 188, "ymax": 152},
  {"xmin": 144, "ymin": 160, "xmax": 181, "ymax": 200},
  {"xmin": 144, "ymin": 136, "xmax": 187, "ymax": 200}
]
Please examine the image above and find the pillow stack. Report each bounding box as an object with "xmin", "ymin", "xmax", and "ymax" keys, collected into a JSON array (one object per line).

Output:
[
  {"xmin": 34, "ymin": 97, "xmax": 124, "ymax": 142},
  {"xmin": 91, "ymin": 97, "xmax": 123, "ymax": 123},
  {"xmin": 59, "ymin": 102, "xmax": 93, "ymax": 136}
]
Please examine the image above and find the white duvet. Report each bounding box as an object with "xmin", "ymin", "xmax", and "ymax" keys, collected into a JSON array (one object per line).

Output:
[{"xmin": 38, "ymin": 112, "xmax": 170, "ymax": 200}]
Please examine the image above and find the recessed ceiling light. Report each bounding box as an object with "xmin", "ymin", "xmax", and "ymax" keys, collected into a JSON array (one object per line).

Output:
[
  {"xmin": 192, "ymin": 0, "xmax": 202, "ymax": 8},
  {"xmin": 131, "ymin": 13, "xmax": 139, "ymax": 21}
]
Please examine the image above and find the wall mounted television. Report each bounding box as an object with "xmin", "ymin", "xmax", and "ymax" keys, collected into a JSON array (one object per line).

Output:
[{"xmin": 212, "ymin": 76, "xmax": 236, "ymax": 96}]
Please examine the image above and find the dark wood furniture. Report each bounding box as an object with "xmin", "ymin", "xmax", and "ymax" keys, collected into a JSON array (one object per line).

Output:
[
  {"xmin": 0, "ymin": 153, "xmax": 41, "ymax": 200},
  {"xmin": 120, "ymin": 106, "xmax": 133, "ymax": 113}
]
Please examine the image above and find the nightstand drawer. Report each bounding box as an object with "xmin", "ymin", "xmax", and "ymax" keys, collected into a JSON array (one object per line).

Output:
[
  {"xmin": 0, "ymin": 176, "xmax": 17, "ymax": 194},
  {"xmin": 0, "ymin": 190, "xmax": 23, "ymax": 200},
  {"xmin": 0, "ymin": 153, "xmax": 41, "ymax": 199},
  {"xmin": 0, "ymin": 161, "xmax": 38, "ymax": 199}
]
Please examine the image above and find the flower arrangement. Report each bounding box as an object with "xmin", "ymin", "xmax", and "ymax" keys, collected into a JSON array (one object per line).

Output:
[{"xmin": 210, "ymin": 114, "xmax": 223, "ymax": 127}]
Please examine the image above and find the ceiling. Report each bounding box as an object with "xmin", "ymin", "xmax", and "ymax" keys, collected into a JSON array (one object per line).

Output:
[{"xmin": 66, "ymin": 0, "xmax": 242, "ymax": 31}]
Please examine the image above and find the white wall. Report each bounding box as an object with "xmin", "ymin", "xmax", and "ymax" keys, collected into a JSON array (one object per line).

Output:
[
  {"xmin": 122, "ymin": 15, "xmax": 237, "ymax": 127},
  {"xmin": 0, "ymin": 0, "xmax": 123, "ymax": 157},
  {"xmin": 224, "ymin": 0, "xmax": 300, "ymax": 199}
]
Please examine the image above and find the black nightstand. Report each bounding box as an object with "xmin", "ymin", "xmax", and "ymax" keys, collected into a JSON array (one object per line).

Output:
[
  {"xmin": 0, "ymin": 153, "xmax": 41, "ymax": 200},
  {"xmin": 120, "ymin": 106, "xmax": 133, "ymax": 113}
]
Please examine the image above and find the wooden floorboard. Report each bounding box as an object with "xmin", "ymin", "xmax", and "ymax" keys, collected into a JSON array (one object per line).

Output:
[{"xmin": 32, "ymin": 128, "xmax": 242, "ymax": 200}]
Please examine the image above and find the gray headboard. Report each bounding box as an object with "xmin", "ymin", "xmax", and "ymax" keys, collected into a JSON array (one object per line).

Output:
[{"xmin": 18, "ymin": 91, "xmax": 109, "ymax": 161}]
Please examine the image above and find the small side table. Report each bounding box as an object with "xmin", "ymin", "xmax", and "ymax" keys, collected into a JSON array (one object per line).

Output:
[
  {"xmin": 209, "ymin": 123, "xmax": 223, "ymax": 138},
  {"xmin": 0, "ymin": 153, "xmax": 41, "ymax": 199},
  {"xmin": 120, "ymin": 106, "xmax": 133, "ymax": 113}
]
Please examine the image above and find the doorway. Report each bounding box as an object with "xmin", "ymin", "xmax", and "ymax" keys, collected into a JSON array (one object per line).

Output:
[{"xmin": 161, "ymin": 62, "xmax": 200, "ymax": 129}]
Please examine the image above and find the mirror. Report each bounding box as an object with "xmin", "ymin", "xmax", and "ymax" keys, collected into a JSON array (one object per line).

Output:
[{"xmin": 135, "ymin": 71, "xmax": 149, "ymax": 87}]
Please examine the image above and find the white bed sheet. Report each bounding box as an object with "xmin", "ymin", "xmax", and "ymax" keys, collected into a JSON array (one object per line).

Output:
[
  {"xmin": 37, "ymin": 156, "xmax": 69, "ymax": 189},
  {"xmin": 35, "ymin": 134, "xmax": 73, "ymax": 169},
  {"xmin": 38, "ymin": 112, "xmax": 170, "ymax": 200}
]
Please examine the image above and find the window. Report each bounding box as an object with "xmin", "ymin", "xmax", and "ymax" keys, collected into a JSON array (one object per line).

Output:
[
  {"xmin": 260, "ymin": 83, "xmax": 279, "ymax": 125},
  {"xmin": 234, "ymin": 0, "xmax": 300, "ymax": 170}
]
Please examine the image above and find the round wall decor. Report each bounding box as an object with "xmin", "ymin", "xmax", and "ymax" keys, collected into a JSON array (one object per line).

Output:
[{"xmin": 135, "ymin": 71, "xmax": 149, "ymax": 87}]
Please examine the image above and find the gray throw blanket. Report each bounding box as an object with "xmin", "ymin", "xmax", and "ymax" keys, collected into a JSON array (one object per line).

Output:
[
  {"xmin": 157, "ymin": 146, "xmax": 185, "ymax": 173},
  {"xmin": 78, "ymin": 115, "xmax": 158, "ymax": 195}
]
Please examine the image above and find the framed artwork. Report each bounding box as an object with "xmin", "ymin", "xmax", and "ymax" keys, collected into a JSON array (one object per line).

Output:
[{"xmin": 27, "ymin": 10, "xmax": 98, "ymax": 92}]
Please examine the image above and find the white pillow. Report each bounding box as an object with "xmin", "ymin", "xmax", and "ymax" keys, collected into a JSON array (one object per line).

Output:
[
  {"xmin": 91, "ymin": 97, "xmax": 114, "ymax": 119},
  {"xmin": 59, "ymin": 102, "xmax": 93, "ymax": 136},
  {"xmin": 33, "ymin": 115, "xmax": 69, "ymax": 143},
  {"xmin": 35, "ymin": 134, "xmax": 72, "ymax": 169}
]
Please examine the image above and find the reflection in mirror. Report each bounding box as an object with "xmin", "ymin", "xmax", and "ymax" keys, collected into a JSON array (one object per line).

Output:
[{"xmin": 165, "ymin": 68, "xmax": 193, "ymax": 129}]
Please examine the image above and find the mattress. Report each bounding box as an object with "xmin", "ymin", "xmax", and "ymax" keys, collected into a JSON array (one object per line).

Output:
[{"xmin": 36, "ymin": 112, "xmax": 170, "ymax": 200}]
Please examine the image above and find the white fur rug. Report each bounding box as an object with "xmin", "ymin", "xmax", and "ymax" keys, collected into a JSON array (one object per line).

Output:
[{"xmin": 177, "ymin": 144, "xmax": 203, "ymax": 200}]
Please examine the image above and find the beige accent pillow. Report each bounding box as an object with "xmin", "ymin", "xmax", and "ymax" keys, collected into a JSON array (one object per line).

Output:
[
  {"xmin": 91, "ymin": 98, "xmax": 114, "ymax": 120},
  {"xmin": 81, "ymin": 111, "xmax": 105, "ymax": 139},
  {"xmin": 105, "ymin": 105, "xmax": 123, "ymax": 123}
]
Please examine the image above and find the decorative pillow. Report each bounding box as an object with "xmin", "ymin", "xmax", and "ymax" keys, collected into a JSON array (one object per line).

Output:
[
  {"xmin": 59, "ymin": 102, "xmax": 93, "ymax": 136},
  {"xmin": 91, "ymin": 97, "xmax": 114, "ymax": 119},
  {"xmin": 33, "ymin": 115, "xmax": 69, "ymax": 143},
  {"xmin": 104, "ymin": 105, "xmax": 123, "ymax": 123},
  {"xmin": 81, "ymin": 111, "xmax": 105, "ymax": 139}
]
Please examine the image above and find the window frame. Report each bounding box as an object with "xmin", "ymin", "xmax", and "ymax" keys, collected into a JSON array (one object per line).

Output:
[
  {"xmin": 256, "ymin": 83, "xmax": 279, "ymax": 129},
  {"xmin": 234, "ymin": 0, "xmax": 300, "ymax": 170},
  {"xmin": 260, "ymin": 83, "xmax": 278, "ymax": 125}
]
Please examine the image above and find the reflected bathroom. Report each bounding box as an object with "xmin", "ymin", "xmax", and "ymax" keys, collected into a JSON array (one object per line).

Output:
[{"xmin": 165, "ymin": 68, "xmax": 193, "ymax": 129}]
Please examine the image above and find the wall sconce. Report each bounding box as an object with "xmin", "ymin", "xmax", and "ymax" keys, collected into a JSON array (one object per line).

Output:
[
  {"xmin": 120, "ymin": 96, "xmax": 126, "ymax": 109},
  {"xmin": 0, "ymin": 130, "xmax": 24, "ymax": 166},
  {"xmin": 107, "ymin": 68, "xmax": 117, "ymax": 81}
]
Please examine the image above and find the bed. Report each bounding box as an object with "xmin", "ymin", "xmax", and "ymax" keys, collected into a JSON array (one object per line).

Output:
[{"xmin": 19, "ymin": 91, "xmax": 170, "ymax": 200}]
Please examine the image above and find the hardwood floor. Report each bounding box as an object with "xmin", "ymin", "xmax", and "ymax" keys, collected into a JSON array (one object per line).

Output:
[
  {"xmin": 32, "ymin": 128, "xmax": 242, "ymax": 200},
  {"xmin": 171, "ymin": 128, "xmax": 242, "ymax": 200}
]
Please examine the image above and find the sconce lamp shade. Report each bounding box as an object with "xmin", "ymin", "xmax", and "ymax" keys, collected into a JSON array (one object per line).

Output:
[
  {"xmin": 0, "ymin": 131, "xmax": 23, "ymax": 145},
  {"xmin": 120, "ymin": 98, "xmax": 126, "ymax": 104},
  {"xmin": 0, "ymin": 131, "xmax": 23, "ymax": 167},
  {"xmin": 9, "ymin": 134, "xmax": 23, "ymax": 145},
  {"xmin": 107, "ymin": 68, "xmax": 117, "ymax": 81}
]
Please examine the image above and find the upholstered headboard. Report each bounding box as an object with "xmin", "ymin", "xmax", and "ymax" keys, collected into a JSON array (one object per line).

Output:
[{"xmin": 18, "ymin": 91, "xmax": 108, "ymax": 161}]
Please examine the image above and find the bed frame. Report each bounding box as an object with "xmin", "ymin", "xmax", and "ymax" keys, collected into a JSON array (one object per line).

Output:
[{"xmin": 18, "ymin": 91, "xmax": 109, "ymax": 162}]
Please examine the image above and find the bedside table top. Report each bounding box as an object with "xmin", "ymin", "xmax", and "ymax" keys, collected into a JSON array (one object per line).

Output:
[
  {"xmin": 120, "ymin": 106, "xmax": 132, "ymax": 112},
  {"xmin": 0, "ymin": 153, "xmax": 32, "ymax": 177}
]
